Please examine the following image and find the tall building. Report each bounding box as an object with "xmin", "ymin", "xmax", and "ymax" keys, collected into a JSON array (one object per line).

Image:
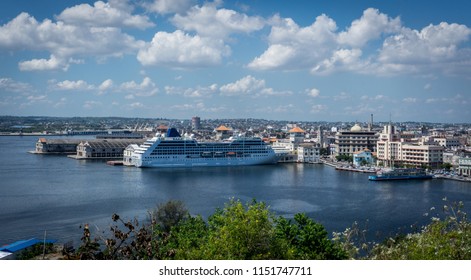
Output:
[
  {"xmin": 191, "ymin": 116, "xmax": 201, "ymax": 130},
  {"xmin": 317, "ymin": 126, "xmax": 324, "ymax": 148},
  {"xmin": 333, "ymin": 124, "xmax": 378, "ymax": 157},
  {"xmin": 376, "ymin": 124, "xmax": 444, "ymax": 168},
  {"xmin": 289, "ymin": 127, "xmax": 305, "ymax": 144}
]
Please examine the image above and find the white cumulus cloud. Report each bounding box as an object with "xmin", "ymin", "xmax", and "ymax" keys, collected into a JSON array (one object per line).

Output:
[
  {"xmin": 98, "ymin": 79, "xmax": 114, "ymax": 93},
  {"xmin": 54, "ymin": 80, "xmax": 95, "ymax": 91},
  {"xmin": 248, "ymin": 14, "xmax": 338, "ymax": 71},
  {"xmin": 171, "ymin": 2, "xmax": 265, "ymax": 39},
  {"xmin": 338, "ymin": 8, "xmax": 401, "ymax": 47},
  {"xmin": 144, "ymin": 0, "xmax": 195, "ymax": 15},
  {"xmin": 219, "ymin": 75, "xmax": 291, "ymax": 97},
  {"xmin": 307, "ymin": 88, "xmax": 320, "ymax": 97},
  {"xmin": 249, "ymin": 8, "xmax": 471, "ymax": 76},
  {"xmin": 119, "ymin": 77, "xmax": 158, "ymax": 96},
  {"xmin": 57, "ymin": 1, "xmax": 154, "ymax": 29},
  {"xmin": 0, "ymin": 12, "xmax": 144, "ymax": 71},
  {"xmin": 137, "ymin": 30, "xmax": 230, "ymax": 67},
  {"xmin": 377, "ymin": 22, "xmax": 471, "ymax": 74},
  {"xmin": 19, "ymin": 55, "xmax": 67, "ymax": 71},
  {"xmin": 220, "ymin": 75, "xmax": 266, "ymax": 96}
]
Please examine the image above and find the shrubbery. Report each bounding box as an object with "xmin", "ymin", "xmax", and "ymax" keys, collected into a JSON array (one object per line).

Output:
[{"xmin": 67, "ymin": 198, "xmax": 471, "ymax": 260}]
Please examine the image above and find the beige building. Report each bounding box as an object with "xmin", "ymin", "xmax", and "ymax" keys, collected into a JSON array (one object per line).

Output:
[
  {"xmin": 376, "ymin": 124, "xmax": 444, "ymax": 168},
  {"xmin": 333, "ymin": 124, "xmax": 378, "ymax": 157}
]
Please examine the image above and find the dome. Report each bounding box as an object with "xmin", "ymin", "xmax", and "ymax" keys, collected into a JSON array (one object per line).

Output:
[{"xmin": 350, "ymin": 123, "xmax": 362, "ymax": 132}]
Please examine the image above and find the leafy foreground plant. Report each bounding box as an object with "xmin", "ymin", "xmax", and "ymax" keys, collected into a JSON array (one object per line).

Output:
[
  {"xmin": 333, "ymin": 199, "xmax": 471, "ymax": 260},
  {"xmin": 68, "ymin": 199, "xmax": 346, "ymax": 260},
  {"xmin": 67, "ymin": 198, "xmax": 471, "ymax": 260}
]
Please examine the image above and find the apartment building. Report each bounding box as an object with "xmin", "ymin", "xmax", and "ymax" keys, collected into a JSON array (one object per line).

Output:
[{"xmin": 376, "ymin": 124, "xmax": 444, "ymax": 168}]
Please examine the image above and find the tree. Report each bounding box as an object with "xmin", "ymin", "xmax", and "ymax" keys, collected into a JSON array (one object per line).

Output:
[
  {"xmin": 70, "ymin": 199, "xmax": 349, "ymax": 260},
  {"xmin": 201, "ymin": 199, "xmax": 284, "ymax": 259},
  {"xmin": 152, "ymin": 200, "xmax": 189, "ymax": 233},
  {"xmin": 275, "ymin": 213, "xmax": 347, "ymax": 260}
]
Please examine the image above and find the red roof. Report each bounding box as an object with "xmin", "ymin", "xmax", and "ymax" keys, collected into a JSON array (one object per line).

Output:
[
  {"xmin": 289, "ymin": 127, "xmax": 305, "ymax": 133},
  {"xmin": 215, "ymin": 125, "xmax": 231, "ymax": 131}
]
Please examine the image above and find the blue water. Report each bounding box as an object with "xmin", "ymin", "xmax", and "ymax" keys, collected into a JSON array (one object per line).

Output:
[{"xmin": 1, "ymin": 136, "xmax": 471, "ymax": 246}]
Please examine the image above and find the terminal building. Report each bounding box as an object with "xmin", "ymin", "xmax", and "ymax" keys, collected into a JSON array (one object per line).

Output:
[
  {"xmin": 34, "ymin": 138, "xmax": 82, "ymax": 154},
  {"xmin": 70, "ymin": 139, "xmax": 145, "ymax": 160}
]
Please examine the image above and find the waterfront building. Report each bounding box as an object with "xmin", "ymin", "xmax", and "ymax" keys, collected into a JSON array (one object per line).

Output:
[
  {"xmin": 272, "ymin": 141, "xmax": 295, "ymax": 152},
  {"xmin": 72, "ymin": 139, "xmax": 145, "ymax": 159},
  {"xmin": 272, "ymin": 145, "xmax": 296, "ymax": 163},
  {"xmin": 400, "ymin": 143, "xmax": 444, "ymax": 168},
  {"xmin": 34, "ymin": 138, "xmax": 81, "ymax": 154},
  {"xmin": 458, "ymin": 157, "xmax": 471, "ymax": 177},
  {"xmin": 123, "ymin": 144, "xmax": 140, "ymax": 166},
  {"xmin": 353, "ymin": 149, "xmax": 375, "ymax": 167},
  {"xmin": 376, "ymin": 124, "xmax": 444, "ymax": 168},
  {"xmin": 332, "ymin": 124, "xmax": 378, "ymax": 157},
  {"xmin": 297, "ymin": 143, "xmax": 321, "ymax": 163},
  {"xmin": 376, "ymin": 124, "xmax": 401, "ymax": 165}
]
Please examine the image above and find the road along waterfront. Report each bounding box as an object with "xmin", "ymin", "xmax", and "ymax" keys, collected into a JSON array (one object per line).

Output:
[{"xmin": 1, "ymin": 136, "xmax": 471, "ymax": 246}]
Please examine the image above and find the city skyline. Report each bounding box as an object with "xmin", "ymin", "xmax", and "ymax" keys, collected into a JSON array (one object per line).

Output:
[{"xmin": 1, "ymin": 0, "xmax": 470, "ymax": 123}]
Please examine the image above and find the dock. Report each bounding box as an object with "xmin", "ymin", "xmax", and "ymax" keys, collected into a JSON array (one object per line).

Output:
[{"xmin": 107, "ymin": 160, "xmax": 124, "ymax": 166}]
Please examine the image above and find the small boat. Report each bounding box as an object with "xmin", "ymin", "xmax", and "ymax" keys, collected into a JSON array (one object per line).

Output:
[{"xmin": 368, "ymin": 168, "xmax": 433, "ymax": 181}]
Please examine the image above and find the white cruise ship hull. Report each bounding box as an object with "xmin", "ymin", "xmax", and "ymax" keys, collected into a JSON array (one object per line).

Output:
[{"xmin": 135, "ymin": 154, "xmax": 278, "ymax": 168}]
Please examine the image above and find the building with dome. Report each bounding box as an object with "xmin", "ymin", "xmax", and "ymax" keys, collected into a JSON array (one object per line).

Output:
[{"xmin": 332, "ymin": 123, "xmax": 379, "ymax": 158}]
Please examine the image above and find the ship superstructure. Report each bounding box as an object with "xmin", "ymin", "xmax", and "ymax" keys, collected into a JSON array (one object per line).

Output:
[{"xmin": 132, "ymin": 128, "xmax": 278, "ymax": 168}]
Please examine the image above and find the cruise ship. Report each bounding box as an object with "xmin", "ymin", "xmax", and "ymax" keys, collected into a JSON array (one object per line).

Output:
[
  {"xmin": 132, "ymin": 128, "xmax": 278, "ymax": 168},
  {"xmin": 368, "ymin": 168, "xmax": 433, "ymax": 181}
]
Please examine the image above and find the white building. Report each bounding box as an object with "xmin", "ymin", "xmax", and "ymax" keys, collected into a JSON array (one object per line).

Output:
[
  {"xmin": 124, "ymin": 144, "xmax": 140, "ymax": 166},
  {"xmin": 376, "ymin": 124, "xmax": 444, "ymax": 168},
  {"xmin": 289, "ymin": 127, "xmax": 306, "ymax": 144},
  {"xmin": 433, "ymin": 137, "xmax": 461, "ymax": 150},
  {"xmin": 297, "ymin": 143, "xmax": 321, "ymax": 163},
  {"xmin": 458, "ymin": 157, "xmax": 471, "ymax": 177}
]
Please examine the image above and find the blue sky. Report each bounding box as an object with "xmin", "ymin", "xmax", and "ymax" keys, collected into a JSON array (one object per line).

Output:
[{"xmin": 1, "ymin": 0, "xmax": 470, "ymax": 123}]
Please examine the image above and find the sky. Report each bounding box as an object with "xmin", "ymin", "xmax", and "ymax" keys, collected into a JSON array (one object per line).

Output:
[{"xmin": 0, "ymin": 0, "xmax": 470, "ymax": 123}]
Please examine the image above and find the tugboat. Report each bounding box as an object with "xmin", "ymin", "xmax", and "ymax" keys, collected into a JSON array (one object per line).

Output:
[{"xmin": 368, "ymin": 168, "xmax": 433, "ymax": 181}]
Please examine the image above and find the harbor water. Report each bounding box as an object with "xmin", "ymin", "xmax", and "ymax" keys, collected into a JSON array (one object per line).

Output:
[{"xmin": 1, "ymin": 135, "xmax": 471, "ymax": 246}]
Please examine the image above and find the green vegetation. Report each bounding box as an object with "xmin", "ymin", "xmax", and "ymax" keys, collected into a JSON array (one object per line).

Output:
[
  {"xmin": 17, "ymin": 242, "xmax": 55, "ymax": 260},
  {"xmin": 66, "ymin": 198, "xmax": 471, "ymax": 260},
  {"xmin": 335, "ymin": 154, "xmax": 353, "ymax": 163}
]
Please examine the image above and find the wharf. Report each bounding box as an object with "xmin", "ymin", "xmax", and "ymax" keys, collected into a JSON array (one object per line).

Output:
[
  {"xmin": 434, "ymin": 174, "xmax": 471, "ymax": 183},
  {"xmin": 320, "ymin": 159, "xmax": 378, "ymax": 173}
]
